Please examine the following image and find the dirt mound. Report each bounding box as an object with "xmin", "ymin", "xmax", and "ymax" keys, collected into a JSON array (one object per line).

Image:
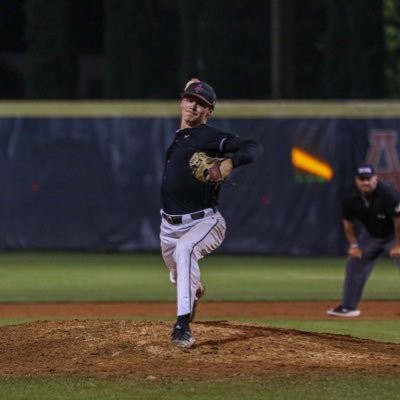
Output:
[{"xmin": 1, "ymin": 320, "xmax": 399, "ymax": 380}]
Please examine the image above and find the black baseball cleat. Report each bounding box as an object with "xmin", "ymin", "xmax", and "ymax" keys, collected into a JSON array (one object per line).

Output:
[
  {"xmin": 327, "ymin": 305, "xmax": 361, "ymax": 317},
  {"xmin": 171, "ymin": 322, "xmax": 195, "ymax": 348},
  {"xmin": 189, "ymin": 282, "xmax": 205, "ymax": 322}
]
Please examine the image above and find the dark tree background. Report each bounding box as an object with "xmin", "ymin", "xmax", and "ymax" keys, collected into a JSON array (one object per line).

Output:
[
  {"xmin": 0, "ymin": 0, "xmax": 397, "ymax": 99},
  {"xmin": 25, "ymin": 0, "xmax": 79, "ymax": 99},
  {"xmin": 323, "ymin": 0, "xmax": 386, "ymax": 99}
]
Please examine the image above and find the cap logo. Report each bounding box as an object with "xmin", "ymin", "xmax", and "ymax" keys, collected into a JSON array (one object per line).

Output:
[
  {"xmin": 194, "ymin": 84, "xmax": 203, "ymax": 93},
  {"xmin": 358, "ymin": 167, "xmax": 372, "ymax": 174}
]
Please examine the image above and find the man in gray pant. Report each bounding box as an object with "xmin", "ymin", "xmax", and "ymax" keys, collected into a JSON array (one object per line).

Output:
[{"xmin": 327, "ymin": 164, "xmax": 400, "ymax": 317}]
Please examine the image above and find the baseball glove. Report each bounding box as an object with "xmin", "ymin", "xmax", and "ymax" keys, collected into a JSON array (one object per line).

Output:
[{"xmin": 189, "ymin": 151, "xmax": 225, "ymax": 184}]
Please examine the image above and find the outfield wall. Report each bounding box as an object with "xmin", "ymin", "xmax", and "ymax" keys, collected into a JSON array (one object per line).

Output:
[{"xmin": 2, "ymin": 101, "xmax": 400, "ymax": 255}]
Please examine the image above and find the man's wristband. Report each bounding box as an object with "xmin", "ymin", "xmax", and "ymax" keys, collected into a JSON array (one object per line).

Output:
[{"xmin": 349, "ymin": 243, "xmax": 359, "ymax": 248}]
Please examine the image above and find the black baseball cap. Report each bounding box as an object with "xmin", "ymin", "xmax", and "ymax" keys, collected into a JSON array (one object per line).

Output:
[
  {"xmin": 182, "ymin": 79, "xmax": 217, "ymax": 108},
  {"xmin": 355, "ymin": 164, "xmax": 376, "ymax": 178}
]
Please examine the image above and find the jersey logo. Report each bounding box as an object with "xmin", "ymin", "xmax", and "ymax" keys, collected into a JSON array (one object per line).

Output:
[{"xmin": 366, "ymin": 130, "xmax": 400, "ymax": 191}]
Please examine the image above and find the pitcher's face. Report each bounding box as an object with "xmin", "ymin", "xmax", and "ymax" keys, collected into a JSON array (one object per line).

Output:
[
  {"xmin": 355, "ymin": 175, "xmax": 378, "ymax": 196},
  {"xmin": 180, "ymin": 96, "xmax": 213, "ymax": 128}
]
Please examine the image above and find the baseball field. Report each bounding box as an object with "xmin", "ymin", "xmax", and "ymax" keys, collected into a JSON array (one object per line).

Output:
[{"xmin": 0, "ymin": 252, "xmax": 399, "ymax": 399}]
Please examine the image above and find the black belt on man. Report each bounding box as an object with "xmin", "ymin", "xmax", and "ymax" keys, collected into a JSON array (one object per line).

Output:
[{"xmin": 162, "ymin": 210, "xmax": 205, "ymax": 225}]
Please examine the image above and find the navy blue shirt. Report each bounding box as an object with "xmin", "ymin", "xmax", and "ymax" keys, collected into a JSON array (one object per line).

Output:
[
  {"xmin": 343, "ymin": 181, "xmax": 400, "ymax": 238},
  {"xmin": 161, "ymin": 124, "xmax": 263, "ymax": 214}
]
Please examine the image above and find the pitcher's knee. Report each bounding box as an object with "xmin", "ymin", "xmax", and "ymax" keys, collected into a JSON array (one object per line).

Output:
[
  {"xmin": 174, "ymin": 241, "xmax": 194, "ymax": 261},
  {"xmin": 178, "ymin": 238, "xmax": 198, "ymax": 252},
  {"xmin": 176, "ymin": 245, "xmax": 206, "ymax": 266}
]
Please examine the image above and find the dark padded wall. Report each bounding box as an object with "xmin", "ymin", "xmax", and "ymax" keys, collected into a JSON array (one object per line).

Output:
[{"xmin": 2, "ymin": 116, "xmax": 399, "ymax": 255}]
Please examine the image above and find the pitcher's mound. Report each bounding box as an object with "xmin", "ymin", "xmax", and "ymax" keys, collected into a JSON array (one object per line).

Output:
[{"xmin": 0, "ymin": 320, "xmax": 399, "ymax": 380}]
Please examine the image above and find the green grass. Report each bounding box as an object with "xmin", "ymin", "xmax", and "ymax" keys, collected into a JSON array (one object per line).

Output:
[
  {"xmin": 0, "ymin": 252, "xmax": 174, "ymax": 302},
  {"xmin": 0, "ymin": 375, "xmax": 399, "ymax": 400},
  {"xmin": 0, "ymin": 252, "xmax": 399, "ymax": 302},
  {"xmin": 203, "ymin": 255, "xmax": 400, "ymax": 301}
]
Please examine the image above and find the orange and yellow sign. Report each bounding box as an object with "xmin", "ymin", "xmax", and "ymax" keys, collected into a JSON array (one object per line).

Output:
[{"xmin": 291, "ymin": 147, "xmax": 333, "ymax": 181}]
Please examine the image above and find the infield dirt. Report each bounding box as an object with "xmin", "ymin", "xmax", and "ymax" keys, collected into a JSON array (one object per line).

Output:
[{"xmin": 0, "ymin": 301, "xmax": 399, "ymax": 380}]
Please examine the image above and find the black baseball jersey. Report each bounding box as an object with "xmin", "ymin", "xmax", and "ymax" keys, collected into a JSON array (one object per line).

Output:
[
  {"xmin": 342, "ymin": 181, "xmax": 400, "ymax": 238},
  {"xmin": 161, "ymin": 124, "xmax": 263, "ymax": 214}
]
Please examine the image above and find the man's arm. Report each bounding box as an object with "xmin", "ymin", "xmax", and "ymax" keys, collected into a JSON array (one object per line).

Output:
[
  {"xmin": 222, "ymin": 137, "xmax": 264, "ymax": 167},
  {"xmin": 342, "ymin": 219, "xmax": 362, "ymax": 259}
]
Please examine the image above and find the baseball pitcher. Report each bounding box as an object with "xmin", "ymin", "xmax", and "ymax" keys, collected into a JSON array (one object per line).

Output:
[{"xmin": 160, "ymin": 78, "xmax": 263, "ymax": 348}]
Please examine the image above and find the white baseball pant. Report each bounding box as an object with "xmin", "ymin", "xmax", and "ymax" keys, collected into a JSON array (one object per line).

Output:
[{"xmin": 160, "ymin": 209, "xmax": 226, "ymax": 316}]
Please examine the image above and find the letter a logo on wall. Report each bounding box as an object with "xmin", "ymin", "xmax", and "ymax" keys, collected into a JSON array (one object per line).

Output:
[{"xmin": 367, "ymin": 130, "xmax": 400, "ymax": 191}]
